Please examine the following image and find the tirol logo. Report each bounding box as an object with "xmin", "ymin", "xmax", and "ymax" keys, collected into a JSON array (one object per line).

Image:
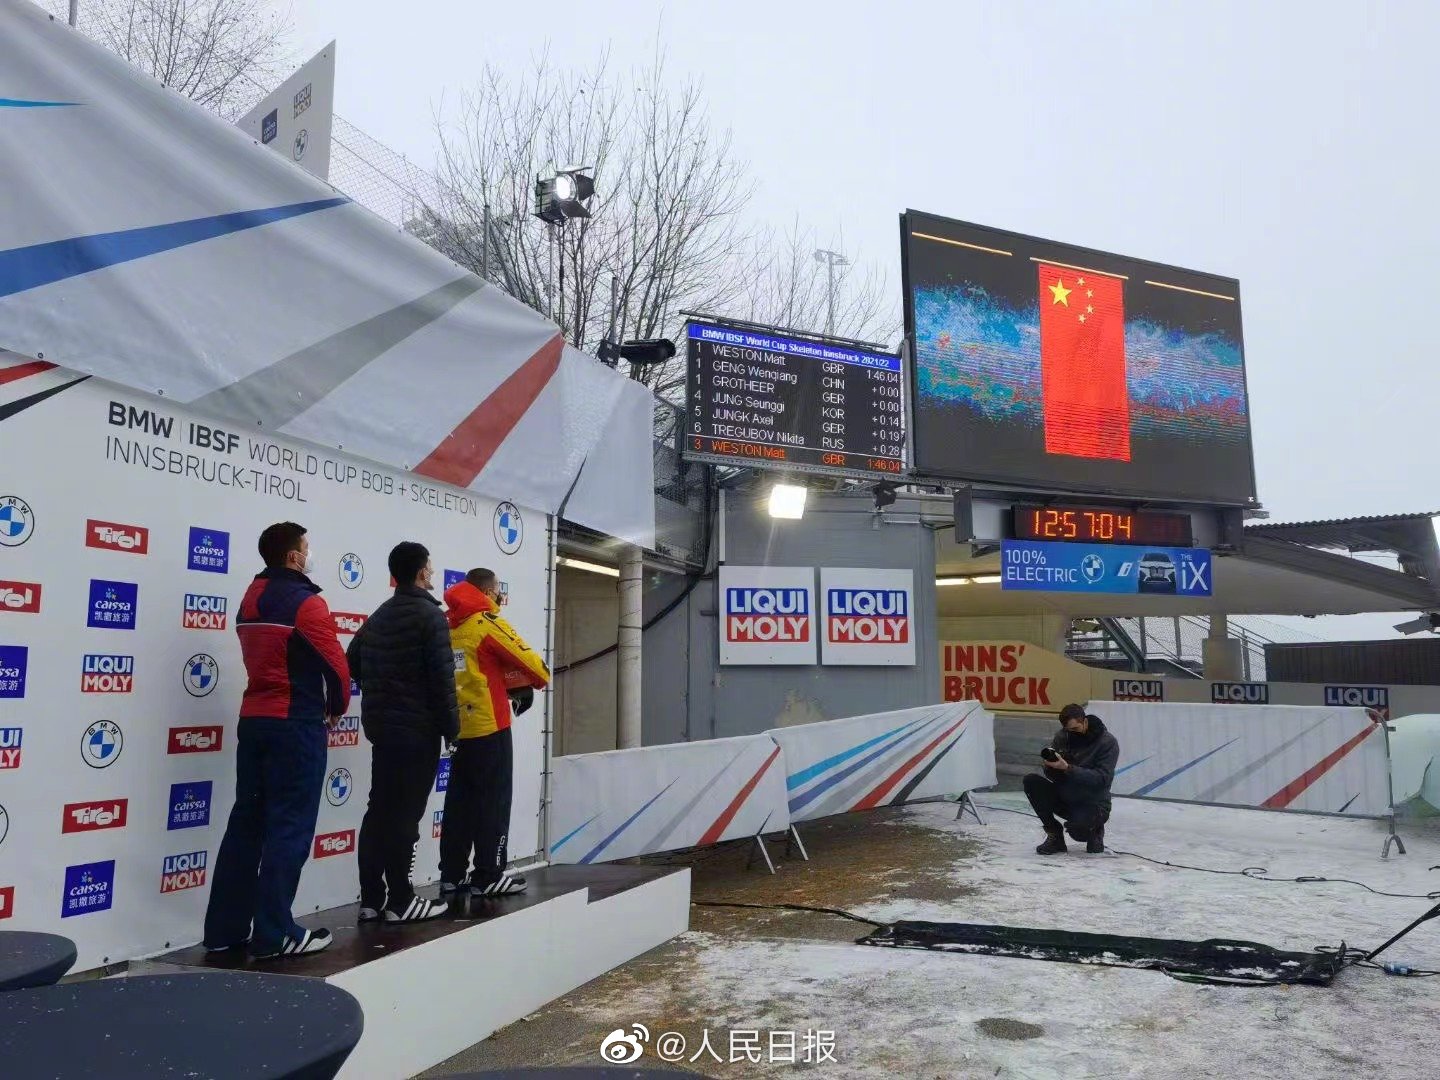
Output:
[
  {"xmin": 86, "ymin": 519, "xmax": 150, "ymax": 554},
  {"xmin": 183, "ymin": 593, "xmax": 229, "ymax": 630},
  {"xmin": 81, "ymin": 720, "xmax": 123, "ymax": 768},
  {"xmin": 0, "ymin": 644, "xmax": 27, "ymax": 699},
  {"xmin": 0, "ymin": 580, "xmax": 42, "ymax": 614},
  {"xmin": 187, "ymin": 527, "xmax": 230, "ymax": 574},
  {"xmin": 1212, "ymin": 682, "xmax": 1270, "ymax": 705},
  {"xmin": 61, "ymin": 860, "xmax": 115, "ymax": 918},
  {"xmin": 183, "ymin": 653, "xmax": 220, "ymax": 697},
  {"xmin": 726, "ymin": 587, "xmax": 811, "ymax": 643},
  {"xmin": 436, "ymin": 756, "xmax": 451, "ymax": 793},
  {"xmin": 0, "ymin": 727, "xmax": 22, "ymax": 770},
  {"xmin": 167, "ymin": 782, "xmax": 213, "ymax": 830},
  {"xmin": 0, "ymin": 885, "xmax": 12, "ymax": 920},
  {"xmin": 338, "ymin": 553, "xmax": 364, "ymax": 589},
  {"xmin": 432, "ymin": 810, "xmax": 444, "ymax": 839},
  {"xmin": 82, "ymin": 653, "xmax": 135, "ymax": 693},
  {"xmin": 444, "ymin": 569, "xmax": 466, "ymax": 592},
  {"xmin": 827, "ymin": 589, "xmax": 909, "ymax": 644},
  {"xmin": 169, "ymin": 725, "xmax": 224, "ymax": 754},
  {"xmin": 87, "ymin": 579, "xmax": 139, "ymax": 630},
  {"xmin": 313, "ymin": 829, "xmax": 356, "ymax": 858},
  {"xmin": 328, "ymin": 714, "xmax": 361, "ymax": 748},
  {"xmin": 0, "ymin": 495, "xmax": 36, "ymax": 547},
  {"xmin": 325, "ymin": 767, "xmax": 353, "ymax": 807},
  {"xmin": 1325, "ymin": 685, "xmax": 1390, "ymax": 719},
  {"xmin": 332, "ymin": 612, "xmax": 366, "ymax": 636},
  {"xmin": 494, "ymin": 501, "xmax": 523, "ymax": 554},
  {"xmin": 62, "ymin": 799, "xmax": 128, "ymax": 834},
  {"xmin": 1114, "ymin": 679, "xmax": 1165, "ymax": 702},
  {"xmin": 161, "ymin": 851, "xmax": 208, "ymax": 894}
]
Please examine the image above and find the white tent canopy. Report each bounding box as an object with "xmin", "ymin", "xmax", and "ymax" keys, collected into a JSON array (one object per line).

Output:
[{"xmin": 0, "ymin": 0, "xmax": 653, "ymax": 546}]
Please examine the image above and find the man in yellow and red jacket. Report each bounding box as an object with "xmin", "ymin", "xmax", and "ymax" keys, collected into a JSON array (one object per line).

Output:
[{"xmin": 439, "ymin": 568, "xmax": 549, "ymax": 895}]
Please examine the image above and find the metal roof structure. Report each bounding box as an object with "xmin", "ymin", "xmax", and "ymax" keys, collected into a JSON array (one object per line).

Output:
[{"xmin": 1246, "ymin": 511, "xmax": 1440, "ymax": 583}]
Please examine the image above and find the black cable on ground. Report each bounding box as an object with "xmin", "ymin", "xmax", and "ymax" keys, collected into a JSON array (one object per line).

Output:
[{"xmin": 692, "ymin": 899, "xmax": 886, "ymax": 929}]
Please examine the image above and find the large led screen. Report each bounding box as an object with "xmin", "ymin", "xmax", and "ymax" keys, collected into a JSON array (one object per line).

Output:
[{"xmin": 902, "ymin": 211, "xmax": 1257, "ymax": 505}]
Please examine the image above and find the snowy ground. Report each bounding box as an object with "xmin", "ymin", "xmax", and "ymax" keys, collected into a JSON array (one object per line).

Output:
[{"xmin": 427, "ymin": 796, "xmax": 1440, "ymax": 1079}]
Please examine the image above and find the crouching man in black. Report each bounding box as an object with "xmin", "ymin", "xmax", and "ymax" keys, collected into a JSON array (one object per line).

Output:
[{"xmin": 1024, "ymin": 703, "xmax": 1119, "ymax": 855}]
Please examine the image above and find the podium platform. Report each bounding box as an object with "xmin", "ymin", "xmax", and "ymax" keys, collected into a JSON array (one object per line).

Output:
[{"xmin": 140, "ymin": 865, "xmax": 691, "ymax": 1080}]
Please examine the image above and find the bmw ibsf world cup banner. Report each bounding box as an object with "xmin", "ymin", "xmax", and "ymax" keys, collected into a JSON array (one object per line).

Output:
[
  {"xmin": 1000, "ymin": 539, "xmax": 1213, "ymax": 597},
  {"xmin": 820, "ymin": 568, "xmax": 916, "ymax": 667},
  {"xmin": 0, "ymin": 357, "xmax": 548, "ymax": 971},
  {"xmin": 718, "ymin": 566, "xmax": 816, "ymax": 666}
]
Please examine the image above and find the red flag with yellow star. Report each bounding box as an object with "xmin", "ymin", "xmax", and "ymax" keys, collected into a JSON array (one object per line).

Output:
[{"xmin": 1036, "ymin": 264, "xmax": 1130, "ymax": 461}]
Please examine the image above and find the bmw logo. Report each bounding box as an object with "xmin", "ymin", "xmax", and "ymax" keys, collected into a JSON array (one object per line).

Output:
[
  {"xmin": 494, "ymin": 502, "xmax": 523, "ymax": 555},
  {"xmin": 293, "ymin": 128, "xmax": 308, "ymax": 160},
  {"xmin": 183, "ymin": 653, "xmax": 219, "ymax": 697},
  {"xmin": 1081, "ymin": 553, "xmax": 1106, "ymax": 584},
  {"xmin": 325, "ymin": 767, "xmax": 353, "ymax": 807},
  {"xmin": 0, "ymin": 495, "xmax": 34, "ymax": 547},
  {"xmin": 339, "ymin": 553, "xmax": 364, "ymax": 589},
  {"xmin": 81, "ymin": 720, "xmax": 123, "ymax": 769},
  {"xmin": 0, "ymin": 803, "xmax": 8, "ymax": 847}
]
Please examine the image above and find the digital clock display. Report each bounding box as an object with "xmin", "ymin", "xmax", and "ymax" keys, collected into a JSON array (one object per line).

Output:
[{"xmin": 1011, "ymin": 504, "xmax": 1193, "ymax": 546}]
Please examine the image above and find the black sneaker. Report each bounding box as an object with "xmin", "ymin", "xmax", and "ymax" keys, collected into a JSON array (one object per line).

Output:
[
  {"xmin": 1036, "ymin": 828, "xmax": 1068, "ymax": 856},
  {"xmin": 383, "ymin": 896, "xmax": 448, "ymax": 922},
  {"xmin": 1087, "ymin": 827, "xmax": 1105, "ymax": 854},
  {"xmin": 204, "ymin": 938, "xmax": 250, "ymax": 954},
  {"xmin": 470, "ymin": 873, "xmax": 527, "ymax": 897},
  {"xmin": 253, "ymin": 928, "xmax": 332, "ymax": 959}
]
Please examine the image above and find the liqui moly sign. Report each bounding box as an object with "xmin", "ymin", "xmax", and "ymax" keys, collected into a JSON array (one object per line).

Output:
[
  {"xmin": 726, "ymin": 588, "xmax": 810, "ymax": 642},
  {"xmin": 1324, "ymin": 685, "xmax": 1390, "ymax": 720},
  {"xmin": 820, "ymin": 569, "xmax": 917, "ymax": 667}
]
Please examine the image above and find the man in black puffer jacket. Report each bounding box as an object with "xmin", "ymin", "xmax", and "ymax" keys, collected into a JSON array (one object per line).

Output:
[
  {"xmin": 1023, "ymin": 703, "xmax": 1119, "ymax": 855},
  {"xmin": 347, "ymin": 541, "xmax": 459, "ymax": 923}
]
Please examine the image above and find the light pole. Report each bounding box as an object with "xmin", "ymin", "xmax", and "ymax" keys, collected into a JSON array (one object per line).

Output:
[
  {"xmin": 814, "ymin": 248, "xmax": 849, "ymax": 337},
  {"xmin": 69, "ymin": 0, "xmax": 78, "ymax": 25}
]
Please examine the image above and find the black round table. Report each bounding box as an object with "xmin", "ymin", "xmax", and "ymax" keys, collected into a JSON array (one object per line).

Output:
[
  {"xmin": 0, "ymin": 932, "xmax": 77, "ymax": 991},
  {"xmin": 0, "ymin": 972, "xmax": 363, "ymax": 1079}
]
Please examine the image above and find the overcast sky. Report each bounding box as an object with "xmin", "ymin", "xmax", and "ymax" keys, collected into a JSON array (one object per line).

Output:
[{"xmin": 285, "ymin": 0, "xmax": 1435, "ymax": 639}]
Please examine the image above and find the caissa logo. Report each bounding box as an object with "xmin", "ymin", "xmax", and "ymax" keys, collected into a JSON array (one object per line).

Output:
[
  {"xmin": 325, "ymin": 767, "xmax": 353, "ymax": 807},
  {"xmin": 167, "ymin": 782, "xmax": 213, "ymax": 830},
  {"xmin": 0, "ymin": 645, "xmax": 28, "ymax": 699},
  {"xmin": 494, "ymin": 502, "xmax": 523, "ymax": 554},
  {"xmin": 183, "ymin": 653, "xmax": 220, "ymax": 697},
  {"xmin": 61, "ymin": 860, "xmax": 115, "ymax": 918},
  {"xmin": 81, "ymin": 720, "xmax": 123, "ymax": 768},
  {"xmin": 87, "ymin": 579, "xmax": 139, "ymax": 630},
  {"xmin": 0, "ymin": 496, "xmax": 36, "ymax": 547},
  {"xmin": 187, "ymin": 527, "xmax": 230, "ymax": 573},
  {"xmin": 338, "ymin": 553, "xmax": 364, "ymax": 589},
  {"xmin": 435, "ymin": 756, "xmax": 451, "ymax": 792}
]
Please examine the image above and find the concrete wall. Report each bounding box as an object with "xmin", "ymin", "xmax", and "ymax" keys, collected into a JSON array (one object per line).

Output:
[
  {"xmin": 552, "ymin": 566, "xmax": 618, "ymax": 756},
  {"xmin": 642, "ymin": 490, "xmax": 940, "ymax": 745}
]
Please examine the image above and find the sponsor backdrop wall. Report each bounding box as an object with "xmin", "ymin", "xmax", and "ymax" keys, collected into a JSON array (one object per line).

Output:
[{"xmin": 0, "ymin": 370, "xmax": 547, "ymax": 970}]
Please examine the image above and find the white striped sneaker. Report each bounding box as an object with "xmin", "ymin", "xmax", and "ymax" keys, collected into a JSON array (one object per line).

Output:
[
  {"xmin": 470, "ymin": 874, "xmax": 527, "ymax": 897},
  {"xmin": 253, "ymin": 928, "xmax": 332, "ymax": 959},
  {"xmin": 383, "ymin": 896, "xmax": 449, "ymax": 922}
]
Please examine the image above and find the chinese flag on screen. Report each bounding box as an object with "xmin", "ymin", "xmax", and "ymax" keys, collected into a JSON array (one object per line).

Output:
[{"xmin": 1036, "ymin": 263, "xmax": 1130, "ymax": 461}]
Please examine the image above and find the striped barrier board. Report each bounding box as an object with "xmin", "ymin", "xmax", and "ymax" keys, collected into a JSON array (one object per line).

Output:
[
  {"xmin": 1096, "ymin": 701, "xmax": 1390, "ymax": 817},
  {"xmin": 768, "ymin": 700, "xmax": 996, "ymax": 824},
  {"xmin": 548, "ymin": 734, "xmax": 789, "ymax": 864}
]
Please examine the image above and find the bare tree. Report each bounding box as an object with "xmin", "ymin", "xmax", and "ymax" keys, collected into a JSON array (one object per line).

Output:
[
  {"xmin": 736, "ymin": 219, "xmax": 900, "ymax": 349},
  {"xmin": 429, "ymin": 50, "xmax": 755, "ymax": 399},
  {"xmin": 428, "ymin": 49, "xmax": 900, "ymax": 401},
  {"xmin": 50, "ymin": 0, "xmax": 292, "ymax": 119}
]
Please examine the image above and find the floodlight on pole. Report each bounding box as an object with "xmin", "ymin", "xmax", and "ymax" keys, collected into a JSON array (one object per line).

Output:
[
  {"xmin": 534, "ymin": 166, "xmax": 596, "ymax": 224},
  {"xmin": 814, "ymin": 249, "xmax": 849, "ymax": 337}
]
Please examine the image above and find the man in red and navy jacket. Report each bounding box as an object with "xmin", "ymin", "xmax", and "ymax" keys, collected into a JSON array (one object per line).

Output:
[{"xmin": 204, "ymin": 522, "xmax": 350, "ymax": 960}]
